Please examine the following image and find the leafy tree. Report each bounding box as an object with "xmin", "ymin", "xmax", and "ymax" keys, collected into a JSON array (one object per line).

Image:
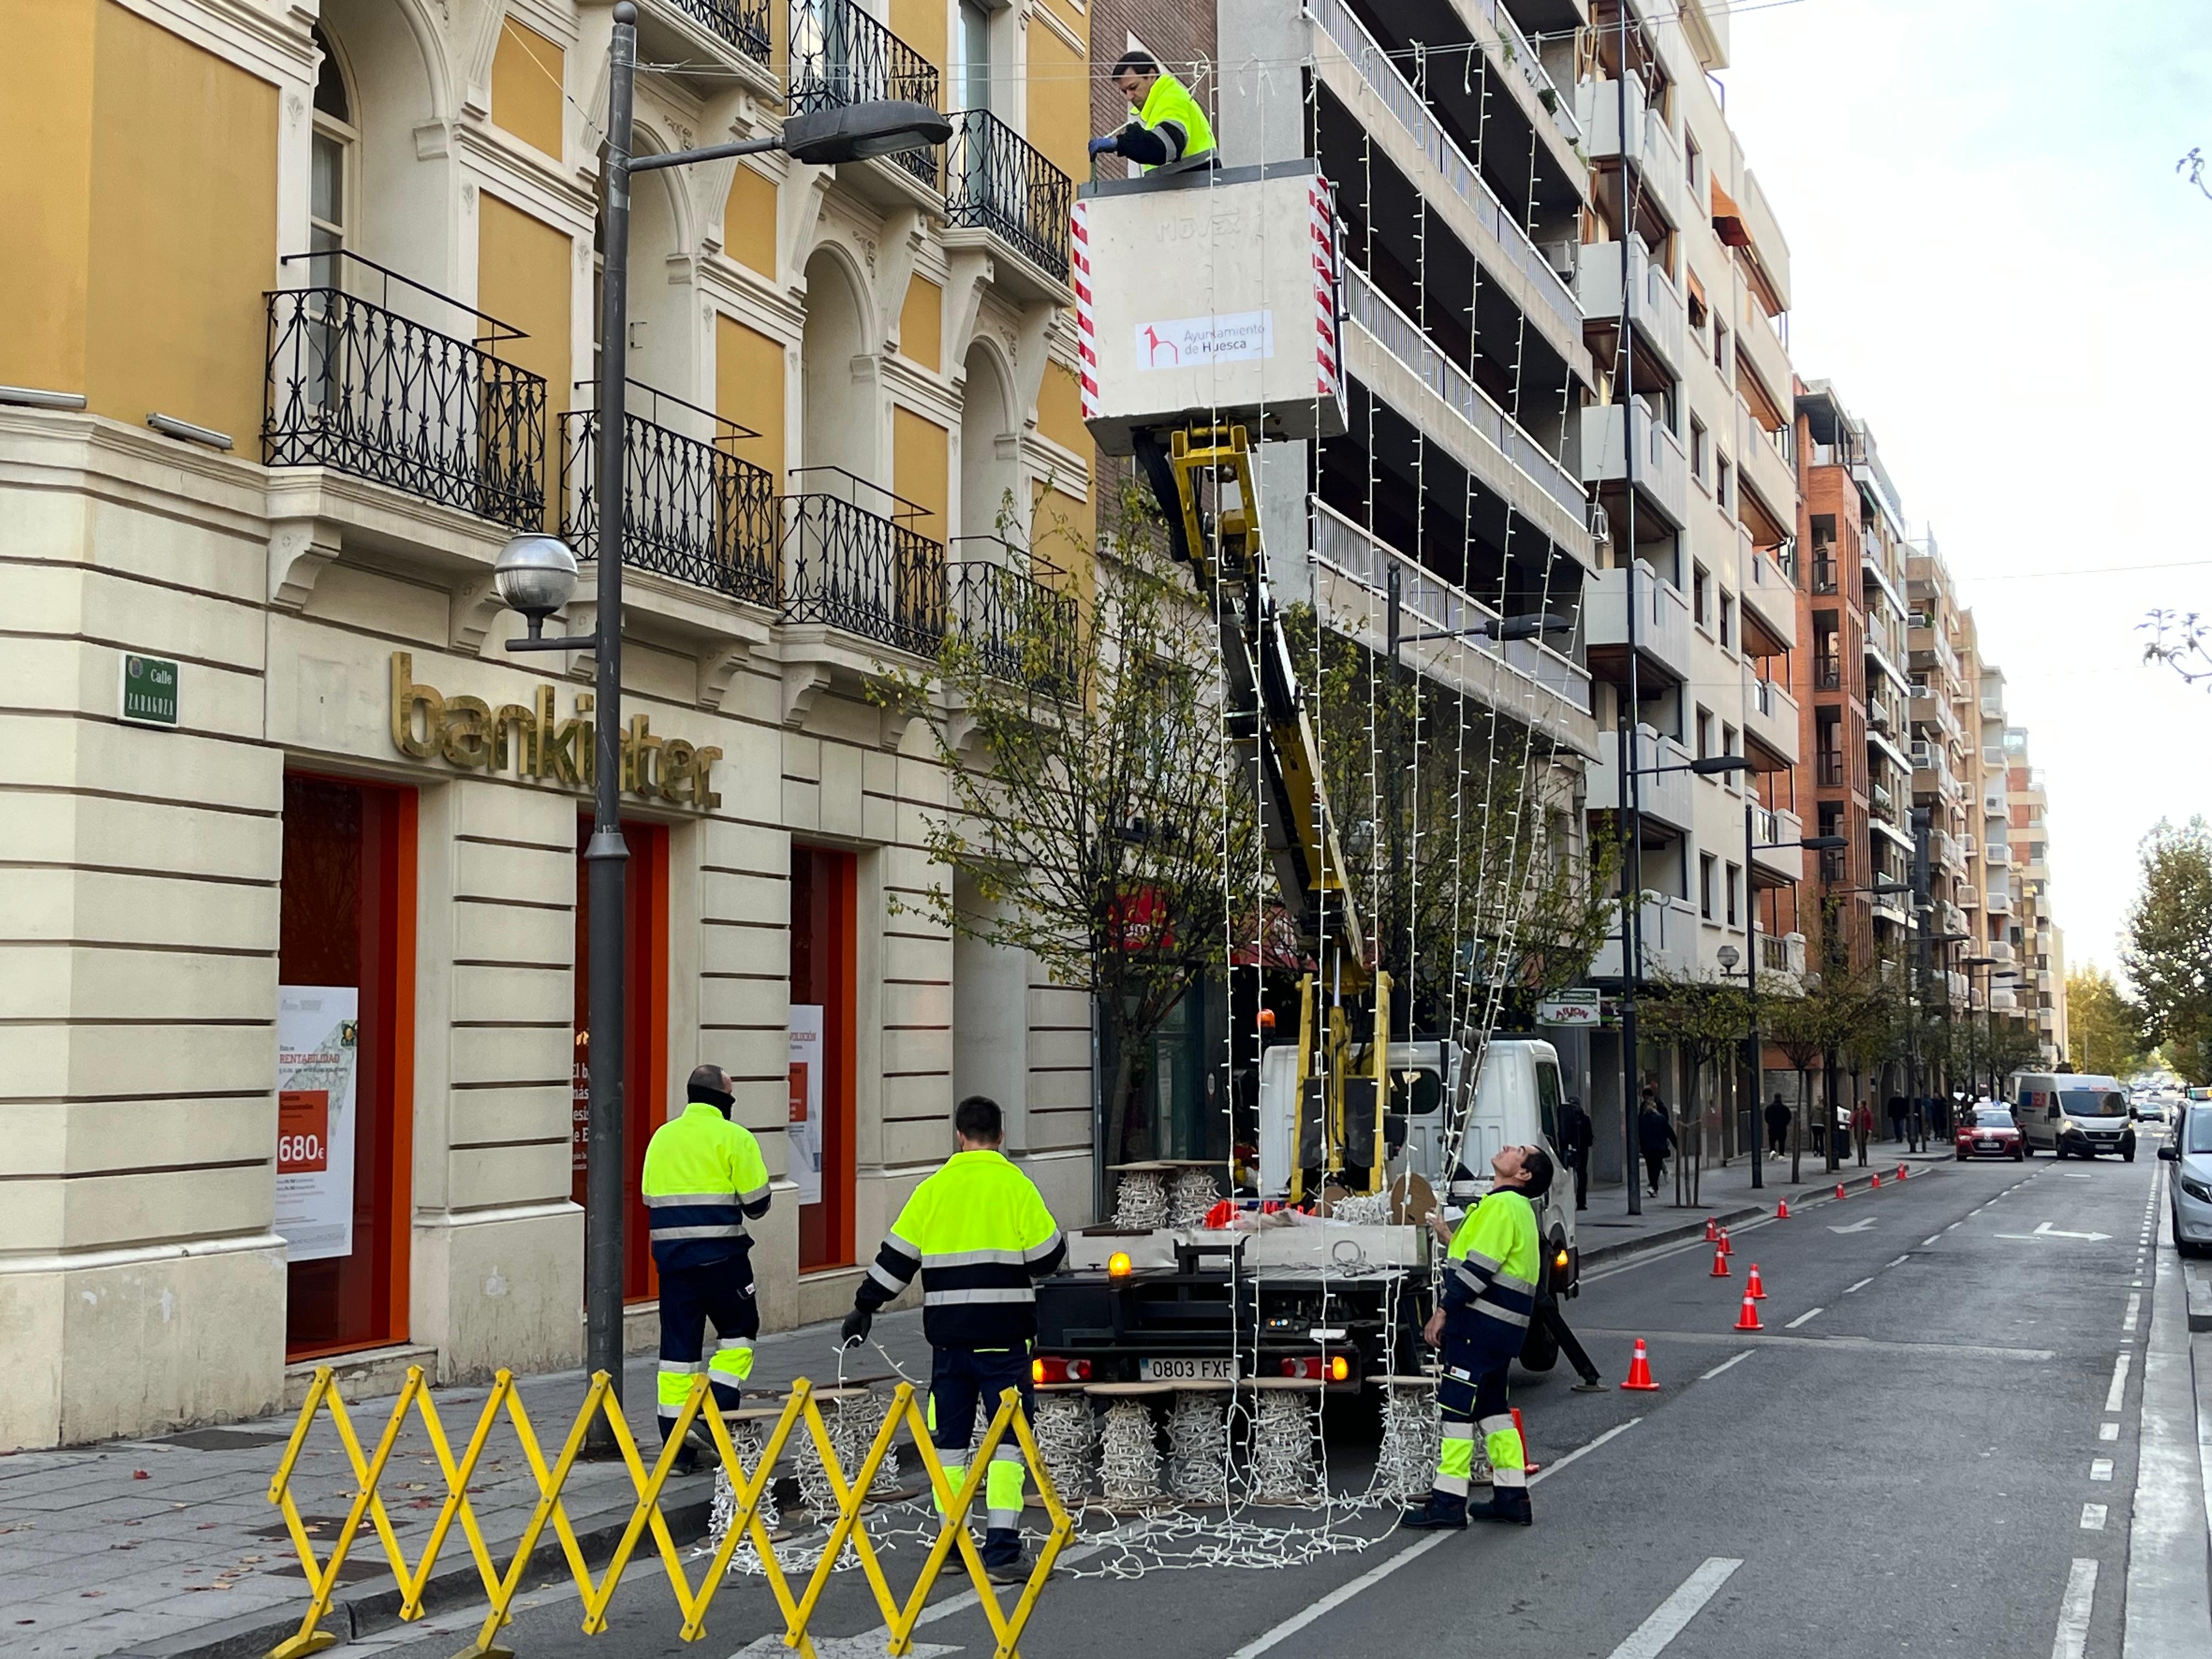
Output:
[
  {"xmin": 2120, "ymin": 819, "xmax": 2212, "ymax": 1085},
  {"xmin": 1638, "ymin": 977, "xmax": 1752, "ymax": 1205},
  {"xmin": 2066, "ymin": 964, "xmax": 2148, "ymax": 1079},
  {"xmin": 2141, "ymin": 610, "xmax": 2212, "ymax": 689}
]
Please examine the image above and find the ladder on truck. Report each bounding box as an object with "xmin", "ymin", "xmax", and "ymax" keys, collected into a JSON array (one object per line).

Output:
[{"xmin": 1131, "ymin": 422, "xmax": 1392, "ymax": 1203}]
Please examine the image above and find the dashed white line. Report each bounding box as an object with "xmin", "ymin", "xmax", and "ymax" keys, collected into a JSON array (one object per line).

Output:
[
  {"xmin": 1844, "ymin": 1277, "xmax": 1875, "ymax": 1294},
  {"xmin": 2105, "ymin": 1354, "xmax": 2131, "ymax": 1413},
  {"xmin": 1887, "ymin": 1255, "xmax": 1910, "ymax": 1268},
  {"xmin": 2080, "ymin": 1503, "xmax": 2107, "ymax": 1531},
  {"xmin": 2090, "ymin": 1458, "xmax": 2114, "ymax": 1481},
  {"xmin": 1601, "ymin": 1558, "xmax": 1745, "ymax": 1659},
  {"xmin": 2100, "ymin": 1422, "xmax": 2119, "ymax": 1442},
  {"xmin": 1785, "ymin": 1307, "xmax": 1825, "ymax": 1329},
  {"xmin": 2050, "ymin": 1559, "xmax": 2098, "ymax": 1659},
  {"xmin": 1923, "ymin": 1235, "xmax": 1942, "ymax": 1246},
  {"xmin": 1699, "ymin": 1351, "xmax": 1755, "ymax": 1380},
  {"xmin": 2123, "ymin": 1293, "xmax": 2141, "ymax": 1333}
]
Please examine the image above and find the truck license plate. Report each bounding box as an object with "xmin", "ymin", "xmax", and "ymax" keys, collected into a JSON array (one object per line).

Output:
[{"xmin": 1139, "ymin": 1357, "xmax": 1234, "ymax": 1383}]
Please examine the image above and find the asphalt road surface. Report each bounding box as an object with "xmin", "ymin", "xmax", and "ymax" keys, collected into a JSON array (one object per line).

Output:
[{"xmin": 351, "ymin": 1146, "xmax": 2187, "ymax": 1659}]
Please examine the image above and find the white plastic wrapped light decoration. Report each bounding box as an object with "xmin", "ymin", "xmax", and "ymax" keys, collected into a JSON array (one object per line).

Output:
[
  {"xmin": 1113, "ymin": 1169, "xmax": 1169, "ymax": 1229},
  {"xmin": 1097, "ymin": 1398, "xmax": 1163, "ymax": 1505},
  {"xmin": 707, "ymin": 1423, "xmax": 778, "ymax": 1564},
  {"xmin": 1247, "ymin": 1390, "xmax": 1319, "ymax": 1506},
  {"xmin": 1033, "ymin": 1392, "xmax": 1097, "ymax": 1504},
  {"xmin": 1377, "ymin": 1388, "xmax": 1438, "ymax": 1503},
  {"xmin": 1327, "ymin": 1191, "xmax": 1390, "ymax": 1227},
  {"xmin": 1167, "ymin": 1166, "xmax": 1222, "ymax": 1226},
  {"xmin": 1165, "ymin": 1390, "xmax": 1227, "ymax": 1501}
]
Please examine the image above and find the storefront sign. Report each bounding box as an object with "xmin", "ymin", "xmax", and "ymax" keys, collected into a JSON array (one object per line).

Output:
[
  {"xmin": 121, "ymin": 654, "xmax": 179, "ymax": 726},
  {"xmin": 1536, "ymin": 989, "xmax": 1602, "ymax": 1029},
  {"xmin": 276, "ymin": 987, "xmax": 359, "ymax": 1263},
  {"xmin": 388, "ymin": 653, "xmax": 721, "ymax": 808},
  {"xmin": 788, "ymin": 1007, "xmax": 824, "ymax": 1207}
]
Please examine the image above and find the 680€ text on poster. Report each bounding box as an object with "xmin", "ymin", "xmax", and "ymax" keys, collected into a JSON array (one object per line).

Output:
[{"xmin": 276, "ymin": 986, "xmax": 360, "ymax": 1263}]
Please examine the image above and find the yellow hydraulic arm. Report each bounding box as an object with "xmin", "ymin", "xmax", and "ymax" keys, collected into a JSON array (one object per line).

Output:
[{"xmin": 1135, "ymin": 422, "xmax": 1392, "ymax": 1195}]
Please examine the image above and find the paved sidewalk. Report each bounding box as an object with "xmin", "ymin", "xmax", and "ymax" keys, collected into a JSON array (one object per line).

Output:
[{"xmin": 0, "ymin": 1311, "xmax": 935, "ymax": 1659}]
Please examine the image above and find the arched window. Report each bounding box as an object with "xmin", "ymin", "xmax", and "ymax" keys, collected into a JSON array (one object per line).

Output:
[{"xmin": 310, "ymin": 25, "xmax": 357, "ymax": 257}]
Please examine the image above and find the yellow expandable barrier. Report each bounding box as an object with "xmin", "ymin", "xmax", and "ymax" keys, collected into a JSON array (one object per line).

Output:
[{"xmin": 263, "ymin": 1365, "xmax": 1073, "ymax": 1659}]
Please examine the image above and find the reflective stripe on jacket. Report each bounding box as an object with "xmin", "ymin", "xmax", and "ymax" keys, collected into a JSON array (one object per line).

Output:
[
  {"xmin": 855, "ymin": 1148, "xmax": 1066, "ymax": 1348},
  {"xmin": 1441, "ymin": 1188, "xmax": 1539, "ymax": 1358},
  {"xmin": 1132, "ymin": 71, "xmax": 1216, "ymax": 172},
  {"xmin": 640, "ymin": 1101, "xmax": 772, "ymax": 1272}
]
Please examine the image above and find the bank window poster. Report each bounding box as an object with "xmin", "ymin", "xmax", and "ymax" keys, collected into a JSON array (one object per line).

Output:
[
  {"xmin": 788, "ymin": 1005, "xmax": 824, "ymax": 1207},
  {"xmin": 276, "ymin": 986, "xmax": 360, "ymax": 1263}
]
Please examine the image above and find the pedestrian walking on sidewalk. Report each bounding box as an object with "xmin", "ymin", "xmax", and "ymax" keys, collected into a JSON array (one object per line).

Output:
[
  {"xmin": 1402, "ymin": 1144, "xmax": 1552, "ymax": 1530},
  {"xmin": 1853, "ymin": 1100, "xmax": 1873, "ymax": 1166},
  {"xmin": 1562, "ymin": 1095, "xmax": 1593, "ymax": 1211},
  {"xmin": 1534, "ymin": 1280, "xmax": 1606, "ymax": 1391},
  {"xmin": 1638, "ymin": 1093, "xmax": 1675, "ymax": 1197},
  {"xmin": 1764, "ymin": 1093, "xmax": 1791, "ymax": 1158},
  {"xmin": 641, "ymin": 1064, "xmax": 772, "ymax": 1472},
  {"xmin": 842, "ymin": 1096, "xmax": 1065, "ymax": 1584},
  {"xmin": 1887, "ymin": 1093, "xmax": 1908, "ymax": 1144}
]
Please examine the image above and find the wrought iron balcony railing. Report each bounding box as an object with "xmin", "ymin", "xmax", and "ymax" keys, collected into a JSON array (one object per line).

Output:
[
  {"xmin": 944, "ymin": 110, "xmax": 1071, "ymax": 280},
  {"xmin": 782, "ymin": 468, "xmax": 946, "ymax": 654},
  {"xmin": 264, "ymin": 250, "xmax": 545, "ymax": 530},
  {"xmin": 949, "ymin": 540, "xmax": 1079, "ymax": 686},
  {"xmin": 788, "ymin": 0, "xmax": 941, "ymax": 188},
  {"xmin": 560, "ymin": 385, "xmax": 777, "ymax": 606},
  {"xmin": 666, "ymin": 0, "xmax": 771, "ymax": 64}
]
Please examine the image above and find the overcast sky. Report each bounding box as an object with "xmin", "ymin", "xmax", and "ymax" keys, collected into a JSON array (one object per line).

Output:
[{"xmin": 1714, "ymin": 0, "xmax": 2212, "ymax": 981}]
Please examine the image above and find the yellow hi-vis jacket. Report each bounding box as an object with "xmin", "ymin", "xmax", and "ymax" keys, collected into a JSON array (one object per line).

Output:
[
  {"xmin": 854, "ymin": 1149, "xmax": 1066, "ymax": 1348},
  {"xmin": 639, "ymin": 1101, "xmax": 771, "ymax": 1272},
  {"xmin": 1441, "ymin": 1188, "xmax": 1539, "ymax": 1361},
  {"xmin": 1129, "ymin": 72, "xmax": 1216, "ymax": 172}
]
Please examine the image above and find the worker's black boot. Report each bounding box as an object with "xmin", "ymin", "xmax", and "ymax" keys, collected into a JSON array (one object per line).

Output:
[
  {"xmin": 981, "ymin": 1528, "xmax": 1032, "ymax": 1584},
  {"xmin": 1465, "ymin": 1485, "xmax": 1533, "ymax": 1526},
  {"xmin": 1398, "ymin": 1489, "xmax": 1468, "ymax": 1531}
]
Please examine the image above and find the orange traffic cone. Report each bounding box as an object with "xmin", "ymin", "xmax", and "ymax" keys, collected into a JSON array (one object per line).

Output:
[
  {"xmin": 1621, "ymin": 1339, "xmax": 1661, "ymax": 1390},
  {"xmin": 1510, "ymin": 1407, "xmax": 1541, "ymax": 1474},
  {"xmin": 1746, "ymin": 1263, "xmax": 1767, "ymax": 1300},
  {"xmin": 1705, "ymin": 1216, "xmax": 1719, "ymax": 1244},
  {"xmin": 1709, "ymin": 1243, "xmax": 1731, "ymax": 1277},
  {"xmin": 1775, "ymin": 1198, "xmax": 1791, "ymax": 1220},
  {"xmin": 1734, "ymin": 1289, "xmax": 1764, "ymax": 1331},
  {"xmin": 1897, "ymin": 1163, "xmax": 1909, "ymax": 1181},
  {"xmin": 1719, "ymin": 1228, "xmax": 1733, "ymax": 1256},
  {"xmin": 1871, "ymin": 1172, "xmax": 1882, "ymax": 1188},
  {"xmin": 1835, "ymin": 1183, "xmax": 1847, "ymax": 1200}
]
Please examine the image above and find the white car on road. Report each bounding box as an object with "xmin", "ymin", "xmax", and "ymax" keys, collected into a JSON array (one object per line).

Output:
[{"xmin": 2162, "ymin": 1104, "xmax": 2212, "ymax": 1256}]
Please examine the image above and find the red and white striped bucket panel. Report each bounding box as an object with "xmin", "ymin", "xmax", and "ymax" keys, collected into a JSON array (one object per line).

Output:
[
  {"xmin": 1310, "ymin": 177, "xmax": 1340, "ymax": 402},
  {"xmin": 1070, "ymin": 201, "xmax": 1099, "ymax": 420}
]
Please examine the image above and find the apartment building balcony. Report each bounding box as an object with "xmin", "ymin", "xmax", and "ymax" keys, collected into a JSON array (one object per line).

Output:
[
  {"xmin": 1946, "ymin": 970, "xmax": 1970, "ymax": 1005},
  {"xmin": 947, "ymin": 539, "xmax": 1079, "ymax": 687},
  {"xmin": 1912, "ymin": 685, "xmax": 1962, "ymax": 745},
  {"xmin": 1592, "ymin": 725, "xmax": 1695, "ymax": 832},
  {"xmin": 780, "ymin": 469, "xmax": 945, "ymax": 656},
  {"xmin": 1908, "ymin": 617, "xmax": 1960, "ymax": 685},
  {"xmin": 560, "ymin": 398, "xmax": 777, "ymax": 608},
  {"xmin": 1592, "ymin": 891, "xmax": 1700, "ymax": 981},
  {"xmin": 1865, "ymin": 634, "xmax": 1911, "ymax": 698},
  {"xmin": 1757, "ymin": 929, "xmax": 1808, "ymax": 985},
  {"xmin": 1577, "ymin": 239, "xmax": 1685, "ymax": 382},
  {"xmin": 1734, "ymin": 297, "xmax": 1793, "ymax": 437},
  {"xmin": 1991, "ymin": 989, "xmax": 2018, "ymax": 1014},
  {"xmin": 1910, "ymin": 740, "xmax": 1964, "ymax": 805},
  {"xmin": 1579, "ymin": 400, "xmax": 1689, "ymax": 531},
  {"xmin": 2036, "ymin": 969, "xmax": 2055, "ymax": 997},
  {"xmin": 263, "ymin": 252, "xmax": 547, "ymax": 532},
  {"xmin": 1577, "ymin": 75, "xmax": 1682, "ymax": 238},
  {"xmin": 1307, "ymin": 501, "xmax": 1598, "ymax": 755},
  {"xmin": 1751, "ymin": 803, "xmax": 1803, "ymax": 884},
  {"xmin": 1737, "ymin": 410, "xmax": 1798, "ymax": 545},
  {"xmin": 1867, "ymin": 724, "xmax": 1913, "ymax": 783},
  {"xmin": 1736, "ymin": 524, "xmax": 1795, "ymax": 648},
  {"xmin": 1309, "ymin": 0, "xmax": 1584, "ymax": 362},
  {"xmin": 1985, "ymin": 889, "xmax": 2012, "ymax": 917},
  {"xmin": 634, "ymin": 0, "xmax": 774, "ymax": 89},
  {"xmin": 1959, "ymin": 882, "xmax": 1980, "ymax": 911},
  {"xmin": 2036, "ymin": 1006, "xmax": 2057, "ymax": 1032},
  {"xmin": 1932, "ymin": 827, "xmax": 1964, "ymax": 872},
  {"xmin": 1583, "ymin": 559, "xmax": 1692, "ymax": 688},
  {"xmin": 1342, "ymin": 265, "xmax": 1592, "ymax": 550},
  {"xmin": 1937, "ymin": 899, "xmax": 1968, "ymax": 938},
  {"xmin": 788, "ymin": 0, "xmax": 941, "ymax": 200},
  {"xmin": 1985, "ymin": 840, "xmax": 2012, "ymax": 870},
  {"xmin": 941, "ymin": 109, "xmax": 1073, "ymax": 296},
  {"xmin": 1742, "ymin": 666, "xmax": 1800, "ymax": 768}
]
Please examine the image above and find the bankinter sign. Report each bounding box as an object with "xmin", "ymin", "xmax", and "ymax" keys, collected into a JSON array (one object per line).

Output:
[{"xmin": 388, "ymin": 652, "xmax": 721, "ymax": 808}]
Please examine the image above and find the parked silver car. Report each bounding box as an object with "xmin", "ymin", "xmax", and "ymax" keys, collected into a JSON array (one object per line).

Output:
[{"xmin": 2161, "ymin": 1105, "xmax": 2212, "ymax": 1256}]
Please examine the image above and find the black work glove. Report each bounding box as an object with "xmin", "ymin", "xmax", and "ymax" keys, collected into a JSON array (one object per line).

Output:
[{"xmin": 840, "ymin": 1308, "xmax": 872, "ymax": 1348}]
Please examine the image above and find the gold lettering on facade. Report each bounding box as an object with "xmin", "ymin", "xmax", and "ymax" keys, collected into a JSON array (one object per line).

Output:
[{"xmin": 386, "ymin": 652, "xmax": 718, "ymax": 808}]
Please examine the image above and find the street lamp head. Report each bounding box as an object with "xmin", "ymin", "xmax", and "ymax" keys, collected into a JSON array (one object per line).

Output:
[
  {"xmin": 781, "ymin": 101, "xmax": 953, "ymax": 165},
  {"xmin": 1870, "ymin": 881, "xmax": 1912, "ymax": 896},
  {"xmin": 1716, "ymin": 944, "xmax": 1741, "ymax": 970},
  {"xmin": 492, "ymin": 534, "xmax": 579, "ymax": 625},
  {"xmin": 1689, "ymin": 755, "xmax": 1752, "ymax": 776},
  {"xmin": 1483, "ymin": 612, "xmax": 1575, "ymax": 643},
  {"xmin": 1797, "ymin": 834, "xmax": 1850, "ymax": 851}
]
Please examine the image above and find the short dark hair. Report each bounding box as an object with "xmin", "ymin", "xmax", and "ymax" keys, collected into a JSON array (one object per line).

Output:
[
  {"xmin": 687, "ymin": 1062, "xmax": 730, "ymax": 1098},
  {"xmin": 1112, "ymin": 50, "xmax": 1159, "ymax": 78},
  {"xmin": 955, "ymin": 1094, "xmax": 1003, "ymax": 1143},
  {"xmin": 1519, "ymin": 1146, "xmax": 1555, "ymax": 1200}
]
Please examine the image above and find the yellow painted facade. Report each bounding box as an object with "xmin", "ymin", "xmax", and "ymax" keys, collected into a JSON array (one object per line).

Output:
[
  {"xmin": 723, "ymin": 165, "xmax": 779, "ymax": 278},
  {"xmin": 899, "ymin": 276, "xmax": 943, "ymax": 373},
  {"xmin": 716, "ymin": 314, "xmax": 787, "ymax": 489},
  {"xmin": 893, "ymin": 406, "xmax": 950, "ymax": 543},
  {"xmin": 489, "ymin": 18, "xmax": 565, "ymax": 158}
]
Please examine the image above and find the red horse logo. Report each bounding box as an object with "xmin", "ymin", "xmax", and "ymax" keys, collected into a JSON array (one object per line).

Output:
[{"xmin": 1143, "ymin": 325, "xmax": 1180, "ymax": 366}]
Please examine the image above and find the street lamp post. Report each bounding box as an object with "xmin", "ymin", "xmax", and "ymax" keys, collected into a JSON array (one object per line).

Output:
[
  {"xmin": 489, "ymin": 5, "xmax": 946, "ymax": 1440},
  {"xmin": 1744, "ymin": 807, "xmax": 1848, "ymax": 1192}
]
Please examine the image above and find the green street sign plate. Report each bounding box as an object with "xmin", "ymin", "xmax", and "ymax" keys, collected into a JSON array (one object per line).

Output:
[{"xmin": 121, "ymin": 654, "xmax": 179, "ymax": 727}]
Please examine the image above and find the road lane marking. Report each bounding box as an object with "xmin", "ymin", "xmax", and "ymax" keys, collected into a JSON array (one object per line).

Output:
[
  {"xmin": 1946, "ymin": 1222, "xmax": 1962, "ymax": 1231},
  {"xmin": 1580, "ymin": 1327, "xmax": 2055, "ymax": 1361},
  {"xmin": 1785, "ymin": 1308, "xmax": 1824, "ymax": 1329},
  {"xmin": 1887, "ymin": 1255, "xmax": 1910, "ymax": 1268},
  {"xmin": 2081, "ymin": 1503, "xmax": 2107, "ymax": 1531},
  {"xmin": 1700, "ymin": 1351, "xmax": 1754, "ymax": 1380},
  {"xmin": 1221, "ymin": 1419, "xmax": 1644, "ymax": 1657},
  {"xmin": 1844, "ymin": 1277, "xmax": 1875, "ymax": 1294},
  {"xmin": 2105, "ymin": 1355, "xmax": 2131, "ymax": 1413},
  {"xmin": 1829, "ymin": 1217, "xmax": 1878, "ymax": 1234},
  {"xmin": 1602, "ymin": 1558, "xmax": 1743, "ymax": 1659},
  {"xmin": 1923, "ymin": 1235, "xmax": 1942, "ymax": 1246},
  {"xmin": 2051, "ymin": 1559, "xmax": 2098, "ymax": 1659},
  {"xmin": 2123, "ymin": 1293, "xmax": 2141, "ymax": 1333},
  {"xmin": 2090, "ymin": 1458, "xmax": 2114, "ymax": 1481},
  {"xmin": 2101, "ymin": 1422, "xmax": 2119, "ymax": 1441}
]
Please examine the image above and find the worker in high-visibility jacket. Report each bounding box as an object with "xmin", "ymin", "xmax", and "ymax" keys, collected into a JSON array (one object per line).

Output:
[
  {"xmin": 1087, "ymin": 50, "xmax": 1217, "ymax": 174},
  {"xmin": 841, "ymin": 1095, "xmax": 1065, "ymax": 1583},
  {"xmin": 640, "ymin": 1063, "xmax": 772, "ymax": 1471},
  {"xmin": 1401, "ymin": 1142, "xmax": 1554, "ymax": 1530}
]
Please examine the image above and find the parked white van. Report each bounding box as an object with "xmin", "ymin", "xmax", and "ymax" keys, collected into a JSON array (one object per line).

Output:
[{"xmin": 2013, "ymin": 1073, "xmax": 2137, "ymax": 1161}]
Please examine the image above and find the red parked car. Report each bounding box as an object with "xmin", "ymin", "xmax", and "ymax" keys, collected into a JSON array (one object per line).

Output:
[{"xmin": 1957, "ymin": 1105, "xmax": 2025, "ymax": 1161}]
